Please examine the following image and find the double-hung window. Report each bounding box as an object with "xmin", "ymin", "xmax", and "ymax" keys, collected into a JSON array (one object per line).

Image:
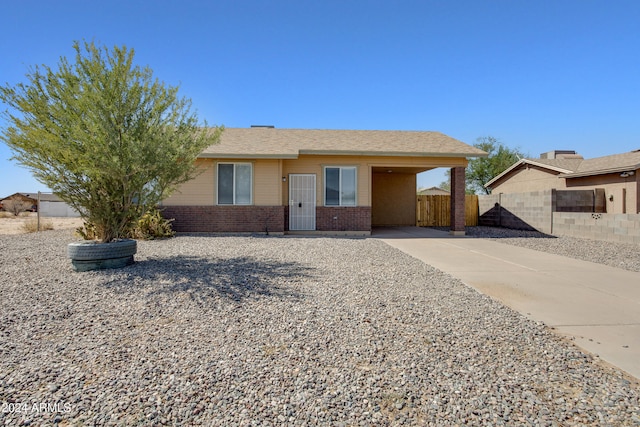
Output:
[
  {"xmin": 217, "ymin": 163, "xmax": 252, "ymax": 205},
  {"xmin": 324, "ymin": 166, "xmax": 357, "ymax": 206}
]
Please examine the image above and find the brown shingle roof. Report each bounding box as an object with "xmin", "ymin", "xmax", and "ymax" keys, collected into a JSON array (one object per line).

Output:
[
  {"xmin": 486, "ymin": 149, "xmax": 640, "ymax": 188},
  {"xmin": 200, "ymin": 128, "xmax": 487, "ymax": 159},
  {"xmin": 527, "ymin": 158, "xmax": 584, "ymax": 172},
  {"xmin": 561, "ymin": 150, "xmax": 640, "ymax": 177}
]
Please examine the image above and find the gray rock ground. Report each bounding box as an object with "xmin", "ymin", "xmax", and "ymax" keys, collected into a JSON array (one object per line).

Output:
[
  {"xmin": 1, "ymin": 229, "xmax": 638, "ymax": 426},
  {"xmin": 462, "ymin": 226, "xmax": 640, "ymax": 273}
]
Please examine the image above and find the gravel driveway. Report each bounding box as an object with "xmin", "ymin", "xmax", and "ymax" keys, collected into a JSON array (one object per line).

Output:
[{"xmin": 1, "ymin": 229, "xmax": 638, "ymax": 426}]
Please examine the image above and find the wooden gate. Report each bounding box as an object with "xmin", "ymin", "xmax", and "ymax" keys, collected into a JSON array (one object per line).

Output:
[{"xmin": 416, "ymin": 195, "xmax": 479, "ymax": 227}]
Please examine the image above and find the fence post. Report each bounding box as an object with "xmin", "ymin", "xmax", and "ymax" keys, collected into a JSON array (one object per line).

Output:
[{"xmin": 37, "ymin": 191, "xmax": 41, "ymax": 232}]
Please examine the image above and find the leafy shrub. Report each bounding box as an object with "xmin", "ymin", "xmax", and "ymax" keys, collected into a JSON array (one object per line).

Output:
[
  {"xmin": 75, "ymin": 222, "xmax": 98, "ymax": 240},
  {"xmin": 130, "ymin": 209, "xmax": 175, "ymax": 240},
  {"xmin": 75, "ymin": 209, "xmax": 174, "ymax": 241}
]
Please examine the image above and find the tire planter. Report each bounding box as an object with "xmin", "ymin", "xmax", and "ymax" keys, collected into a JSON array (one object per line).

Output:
[{"xmin": 67, "ymin": 239, "xmax": 137, "ymax": 272}]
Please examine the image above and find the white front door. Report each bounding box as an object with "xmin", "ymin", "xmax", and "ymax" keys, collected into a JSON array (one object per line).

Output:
[{"xmin": 289, "ymin": 174, "xmax": 316, "ymax": 230}]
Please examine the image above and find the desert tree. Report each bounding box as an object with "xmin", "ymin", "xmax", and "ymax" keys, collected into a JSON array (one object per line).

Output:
[
  {"xmin": 0, "ymin": 41, "xmax": 222, "ymax": 242},
  {"xmin": 440, "ymin": 136, "xmax": 526, "ymax": 194},
  {"xmin": 2, "ymin": 199, "xmax": 33, "ymax": 216}
]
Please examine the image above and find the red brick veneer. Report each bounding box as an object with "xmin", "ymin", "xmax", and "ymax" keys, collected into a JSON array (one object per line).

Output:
[
  {"xmin": 315, "ymin": 206, "xmax": 371, "ymax": 231},
  {"xmin": 161, "ymin": 206, "xmax": 285, "ymax": 233},
  {"xmin": 450, "ymin": 167, "xmax": 466, "ymax": 232}
]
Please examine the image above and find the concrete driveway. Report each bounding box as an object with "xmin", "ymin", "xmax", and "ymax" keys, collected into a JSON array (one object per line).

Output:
[{"xmin": 373, "ymin": 226, "xmax": 640, "ymax": 380}]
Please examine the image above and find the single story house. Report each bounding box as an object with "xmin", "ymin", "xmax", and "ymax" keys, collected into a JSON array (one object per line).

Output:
[
  {"xmin": 0, "ymin": 193, "xmax": 37, "ymax": 212},
  {"xmin": 0, "ymin": 192, "xmax": 80, "ymax": 217},
  {"xmin": 485, "ymin": 149, "xmax": 640, "ymax": 214},
  {"xmin": 161, "ymin": 127, "xmax": 487, "ymax": 235},
  {"xmin": 418, "ymin": 186, "xmax": 450, "ymax": 196}
]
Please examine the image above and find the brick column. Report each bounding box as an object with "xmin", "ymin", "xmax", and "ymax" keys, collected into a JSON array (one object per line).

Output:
[{"xmin": 450, "ymin": 167, "xmax": 466, "ymax": 235}]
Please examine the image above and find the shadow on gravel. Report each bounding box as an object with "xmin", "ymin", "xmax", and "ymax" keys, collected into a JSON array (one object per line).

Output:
[
  {"xmin": 97, "ymin": 255, "xmax": 312, "ymax": 302},
  {"xmin": 431, "ymin": 226, "xmax": 557, "ymax": 239}
]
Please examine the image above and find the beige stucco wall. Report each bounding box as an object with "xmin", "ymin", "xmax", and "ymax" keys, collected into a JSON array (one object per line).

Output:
[
  {"xmin": 490, "ymin": 165, "xmax": 566, "ymax": 193},
  {"xmin": 566, "ymin": 174, "xmax": 639, "ymax": 214},
  {"xmin": 282, "ymin": 154, "xmax": 466, "ymax": 207},
  {"xmin": 282, "ymin": 155, "xmax": 369, "ymax": 206},
  {"xmin": 165, "ymin": 154, "xmax": 468, "ymax": 209},
  {"xmin": 371, "ymin": 172, "xmax": 416, "ymax": 226},
  {"xmin": 163, "ymin": 158, "xmax": 282, "ymax": 206},
  {"xmin": 163, "ymin": 159, "xmax": 215, "ymax": 206}
]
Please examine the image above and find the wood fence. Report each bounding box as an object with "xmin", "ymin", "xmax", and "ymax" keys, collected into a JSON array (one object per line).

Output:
[{"xmin": 416, "ymin": 195, "xmax": 479, "ymax": 227}]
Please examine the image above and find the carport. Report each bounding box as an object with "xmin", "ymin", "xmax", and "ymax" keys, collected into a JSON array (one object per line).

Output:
[{"xmin": 371, "ymin": 165, "xmax": 468, "ymax": 234}]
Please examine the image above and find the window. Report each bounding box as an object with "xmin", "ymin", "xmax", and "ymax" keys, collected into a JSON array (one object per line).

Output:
[
  {"xmin": 217, "ymin": 163, "xmax": 252, "ymax": 205},
  {"xmin": 324, "ymin": 166, "xmax": 356, "ymax": 206}
]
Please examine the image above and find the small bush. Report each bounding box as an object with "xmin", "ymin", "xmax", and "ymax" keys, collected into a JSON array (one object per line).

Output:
[
  {"xmin": 22, "ymin": 218, "xmax": 54, "ymax": 233},
  {"xmin": 75, "ymin": 222, "xmax": 98, "ymax": 240},
  {"xmin": 131, "ymin": 209, "xmax": 175, "ymax": 240},
  {"xmin": 75, "ymin": 209, "xmax": 175, "ymax": 241}
]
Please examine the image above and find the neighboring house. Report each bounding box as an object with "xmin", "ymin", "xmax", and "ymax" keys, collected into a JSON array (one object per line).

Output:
[
  {"xmin": 418, "ymin": 187, "xmax": 450, "ymax": 196},
  {"xmin": 162, "ymin": 127, "xmax": 486, "ymax": 234},
  {"xmin": 0, "ymin": 192, "xmax": 80, "ymax": 217},
  {"xmin": 485, "ymin": 149, "xmax": 640, "ymax": 214},
  {"xmin": 0, "ymin": 193, "xmax": 37, "ymax": 212}
]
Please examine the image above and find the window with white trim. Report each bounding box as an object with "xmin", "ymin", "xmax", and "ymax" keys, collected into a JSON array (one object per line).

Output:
[
  {"xmin": 217, "ymin": 163, "xmax": 252, "ymax": 205},
  {"xmin": 324, "ymin": 166, "xmax": 357, "ymax": 206}
]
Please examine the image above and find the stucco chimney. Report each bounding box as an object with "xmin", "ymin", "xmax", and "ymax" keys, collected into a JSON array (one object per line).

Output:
[{"xmin": 540, "ymin": 150, "xmax": 580, "ymax": 159}]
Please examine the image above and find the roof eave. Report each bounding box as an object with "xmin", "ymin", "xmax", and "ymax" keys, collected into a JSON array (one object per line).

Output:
[
  {"xmin": 485, "ymin": 160, "xmax": 526, "ymax": 188},
  {"xmin": 485, "ymin": 159, "xmax": 574, "ymax": 188},
  {"xmin": 560, "ymin": 163, "xmax": 640, "ymax": 178},
  {"xmin": 198, "ymin": 153, "xmax": 299, "ymax": 159},
  {"xmin": 299, "ymin": 149, "xmax": 487, "ymax": 158},
  {"xmin": 198, "ymin": 150, "xmax": 487, "ymax": 159},
  {"xmin": 525, "ymin": 159, "xmax": 575, "ymax": 174}
]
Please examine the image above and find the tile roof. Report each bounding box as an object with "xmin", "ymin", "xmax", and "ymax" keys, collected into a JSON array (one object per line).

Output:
[{"xmin": 200, "ymin": 128, "xmax": 488, "ymax": 159}]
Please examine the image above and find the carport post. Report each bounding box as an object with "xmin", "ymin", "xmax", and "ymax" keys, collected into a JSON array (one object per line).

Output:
[{"xmin": 450, "ymin": 167, "xmax": 466, "ymax": 236}]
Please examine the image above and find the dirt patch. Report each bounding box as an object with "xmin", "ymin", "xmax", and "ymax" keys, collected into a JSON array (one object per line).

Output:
[{"xmin": 0, "ymin": 213, "xmax": 84, "ymax": 235}]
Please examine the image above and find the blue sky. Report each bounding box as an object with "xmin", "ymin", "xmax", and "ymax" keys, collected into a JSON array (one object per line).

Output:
[{"xmin": 1, "ymin": 0, "xmax": 639, "ymax": 197}]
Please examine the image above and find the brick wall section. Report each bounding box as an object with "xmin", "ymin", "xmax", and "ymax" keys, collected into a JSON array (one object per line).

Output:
[
  {"xmin": 553, "ymin": 213, "xmax": 640, "ymax": 243},
  {"xmin": 450, "ymin": 167, "xmax": 466, "ymax": 232},
  {"xmin": 162, "ymin": 206, "xmax": 285, "ymax": 233},
  {"xmin": 315, "ymin": 207, "xmax": 371, "ymax": 231}
]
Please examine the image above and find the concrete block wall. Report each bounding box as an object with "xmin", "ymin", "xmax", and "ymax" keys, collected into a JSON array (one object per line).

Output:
[
  {"xmin": 552, "ymin": 213, "xmax": 640, "ymax": 244},
  {"xmin": 478, "ymin": 194, "xmax": 501, "ymax": 227},
  {"xmin": 479, "ymin": 190, "xmax": 640, "ymax": 243},
  {"xmin": 555, "ymin": 190, "xmax": 595, "ymax": 212},
  {"xmin": 479, "ymin": 191, "xmax": 553, "ymax": 233},
  {"xmin": 500, "ymin": 191, "xmax": 553, "ymax": 233}
]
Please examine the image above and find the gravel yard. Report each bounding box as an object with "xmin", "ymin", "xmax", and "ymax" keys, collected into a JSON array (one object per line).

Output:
[
  {"xmin": 1, "ymin": 229, "xmax": 639, "ymax": 426},
  {"xmin": 464, "ymin": 226, "xmax": 640, "ymax": 273}
]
